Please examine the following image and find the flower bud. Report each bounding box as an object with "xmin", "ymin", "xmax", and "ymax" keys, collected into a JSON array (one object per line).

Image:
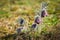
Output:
[
  {"xmin": 31, "ymin": 23, "xmax": 37, "ymax": 28},
  {"xmin": 41, "ymin": 10, "xmax": 48, "ymax": 17},
  {"xmin": 19, "ymin": 18, "xmax": 24, "ymax": 25},
  {"xmin": 35, "ymin": 16, "xmax": 41, "ymax": 24}
]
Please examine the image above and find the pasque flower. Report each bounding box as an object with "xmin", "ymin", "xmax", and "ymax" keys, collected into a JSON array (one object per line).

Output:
[
  {"xmin": 41, "ymin": 8, "xmax": 48, "ymax": 17},
  {"xmin": 35, "ymin": 16, "xmax": 42, "ymax": 24},
  {"xmin": 31, "ymin": 23, "xmax": 37, "ymax": 28},
  {"xmin": 19, "ymin": 18, "xmax": 24, "ymax": 25}
]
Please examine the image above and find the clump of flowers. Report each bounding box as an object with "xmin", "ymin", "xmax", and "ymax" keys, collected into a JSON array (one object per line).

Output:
[{"xmin": 16, "ymin": 2, "xmax": 48, "ymax": 34}]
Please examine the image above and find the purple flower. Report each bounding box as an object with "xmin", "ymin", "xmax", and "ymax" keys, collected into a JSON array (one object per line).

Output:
[
  {"xmin": 41, "ymin": 10, "xmax": 48, "ymax": 17},
  {"xmin": 19, "ymin": 18, "xmax": 24, "ymax": 25},
  {"xmin": 35, "ymin": 17, "xmax": 41, "ymax": 24},
  {"xmin": 31, "ymin": 23, "xmax": 37, "ymax": 28}
]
